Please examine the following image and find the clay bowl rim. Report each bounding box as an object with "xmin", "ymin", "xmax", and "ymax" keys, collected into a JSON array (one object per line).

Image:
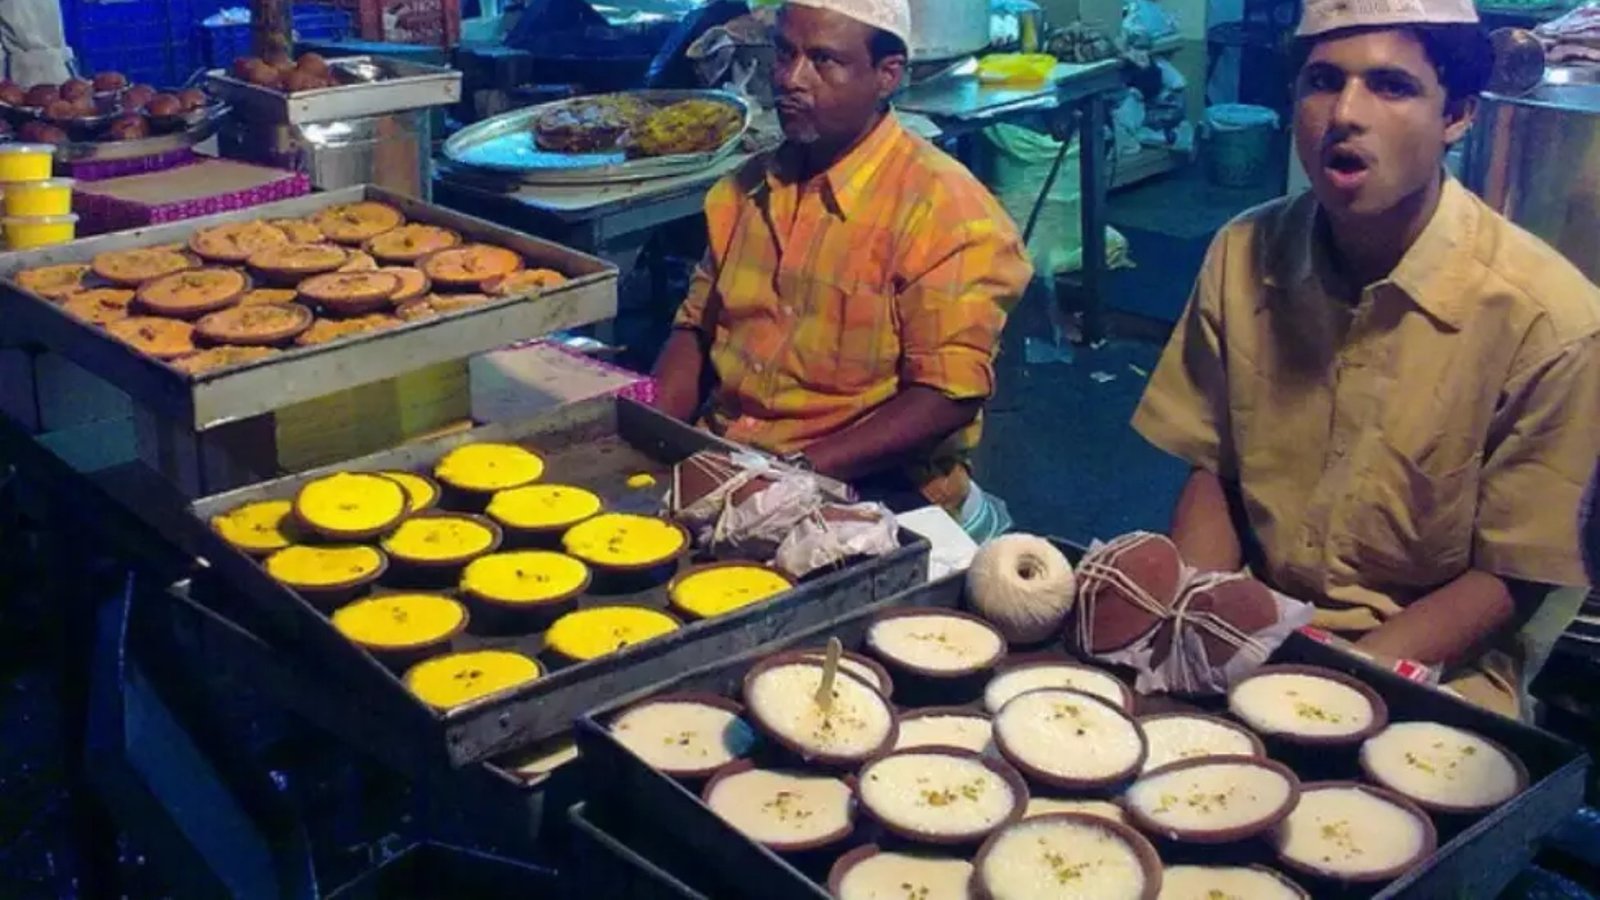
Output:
[
  {"xmin": 195, "ymin": 300, "xmax": 315, "ymax": 346},
  {"xmin": 969, "ymin": 811, "xmax": 1163, "ymax": 900},
  {"xmin": 699, "ymin": 757, "xmax": 857, "ymax": 854},
  {"xmin": 1135, "ymin": 711, "xmax": 1269, "ymax": 772},
  {"xmin": 90, "ymin": 247, "xmax": 202, "ymax": 287},
  {"xmin": 266, "ymin": 543, "xmax": 390, "ymax": 598},
  {"xmin": 993, "ymin": 686, "xmax": 1149, "ymax": 792},
  {"xmin": 1271, "ymin": 780, "xmax": 1439, "ymax": 884},
  {"xmin": 854, "ymin": 745, "xmax": 1029, "ymax": 847},
  {"xmin": 364, "ymin": 223, "xmax": 464, "ymax": 264},
  {"xmin": 607, "ymin": 690, "xmax": 754, "ymax": 781},
  {"xmin": 892, "ymin": 706, "xmax": 993, "ymax": 752},
  {"xmin": 460, "ymin": 548, "xmax": 592, "ymax": 612},
  {"xmin": 984, "ymin": 652, "xmax": 1134, "ymax": 714},
  {"xmin": 794, "ymin": 646, "xmax": 897, "ymax": 702},
  {"xmin": 247, "ymin": 243, "xmax": 352, "ymax": 284},
  {"xmin": 312, "ymin": 202, "xmax": 409, "ymax": 246},
  {"xmin": 330, "ymin": 591, "xmax": 471, "ymax": 655},
  {"xmin": 561, "ymin": 513, "xmax": 693, "ymax": 574},
  {"xmin": 741, "ymin": 649, "xmax": 899, "ymax": 768},
  {"xmin": 186, "ymin": 222, "xmax": 296, "ymax": 265},
  {"xmin": 1228, "ymin": 663, "xmax": 1391, "ymax": 747},
  {"xmin": 291, "ymin": 471, "xmax": 410, "ymax": 542},
  {"xmin": 667, "ymin": 560, "xmax": 797, "ymax": 621},
  {"xmin": 208, "ymin": 497, "xmax": 298, "ymax": 558},
  {"xmin": 375, "ymin": 469, "xmax": 444, "ymax": 513},
  {"xmin": 1356, "ymin": 721, "xmax": 1531, "ymax": 816},
  {"xmin": 864, "ymin": 606, "xmax": 1008, "ymax": 681},
  {"xmin": 379, "ymin": 265, "xmax": 433, "ymax": 304},
  {"xmin": 299, "ymin": 268, "xmax": 404, "ymax": 316},
  {"xmin": 1123, "ymin": 753, "xmax": 1303, "ymax": 845},
  {"xmin": 484, "ymin": 482, "xmax": 605, "ymax": 536},
  {"xmin": 1162, "ymin": 863, "xmax": 1311, "ymax": 899},
  {"xmin": 132, "ymin": 265, "xmax": 251, "ymax": 320},
  {"xmin": 418, "ymin": 243, "xmax": 526, "ymax": 289},
  {"xmin": 401, "ymin": 647, "xmax": 546, "ymax": 714},
  {"xmin": 379, "ymin": 510, "xmax": 505, "ymax": 570}
]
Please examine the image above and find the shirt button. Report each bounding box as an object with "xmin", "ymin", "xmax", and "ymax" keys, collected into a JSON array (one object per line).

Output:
[{"xmin": 752, "ymin": 362, "xmax": 765, "ymax": 373}]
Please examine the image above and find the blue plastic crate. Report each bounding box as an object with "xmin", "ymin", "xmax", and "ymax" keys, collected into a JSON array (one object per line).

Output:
[
  {"xmin": 66, "ymin": 0, "xmax": 231, "ymax": 85},
  {"xmin": 198, "ymin": 5, "xmax": 353, "ymax": 69}
]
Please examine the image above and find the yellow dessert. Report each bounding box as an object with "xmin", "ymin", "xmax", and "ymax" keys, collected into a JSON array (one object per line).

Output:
[
  {"xmin": 332, "ymin": 593, "xmax": 466, "ymax": 650},
  {"xmin": 545, "ymin": 606, "xmax": 680, "ymax": 661},
  {"xmin": 294, "ymin": 471, "xmax": 409, "ymax": 539},
  {"xmin": 486, "ymin": 484, "xmax": 603, "ymax": 533},
  {"xmin": 381, "ymin": 471, "xmax": 440, "ymax": 512},
  {"xmin": 561, "ymin": 513, "xmax": 688, "ymax": 569},
  {"xmin": 404, "ymin": 649, "xmax": 543, "ymax": 710},
  {"xmin": 669, "ymin": 564, "xmax": 793, "ymax": 619},
  {"xmin": 210, "ymin": 499, "xmax": 295, "ymax": 555},
  {"xmin": 626, "ymin": 473, "xmax": 657, "ymax": 489},
  {"xmin": 434, "ymin": 443, "xmax": 545, "ymax": 493},
  {"xmin": 265, "ymin": 545, "xmax": 385, "ymax": 590},
  {"xmin": 381, "ymin": 515, "xmax": 499, "ymax": 565},
  {"xmin": 462, "ymin": 551, "xmax": 591, "ymax": 606}
]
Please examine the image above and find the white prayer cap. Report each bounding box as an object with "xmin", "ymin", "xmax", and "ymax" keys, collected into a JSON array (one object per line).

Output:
[
  {"xmin": 1296, "ymin": 0, "xmax": 1478, "ymax": 38},
  {"xmin": 785, "ymin": 0, "xmax": 913, "ymax": 48}
]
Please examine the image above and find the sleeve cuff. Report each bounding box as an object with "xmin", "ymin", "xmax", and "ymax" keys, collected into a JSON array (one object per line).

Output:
[
  {"xmin": 1131, "ymin": 401, "xmax": 1221, "ymax": 475},
  {"xmin": 1475, "ymin": 537, "xmax": 1590, "ymax": 589},
  {"xmin": 900, "ymin": 350, "xmax": 995, "ymax": 401}
]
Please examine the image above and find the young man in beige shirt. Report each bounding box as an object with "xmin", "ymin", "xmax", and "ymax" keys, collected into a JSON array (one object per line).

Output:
[{"xmin": 1134, "ymin": 0, "xmax": 1600, "ymax": 717}]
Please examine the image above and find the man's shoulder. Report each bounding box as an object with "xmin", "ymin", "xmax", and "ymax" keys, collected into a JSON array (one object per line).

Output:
[{"xmin": 1470, "ymin": 198, "xmax": 1600, "ymax": 345}]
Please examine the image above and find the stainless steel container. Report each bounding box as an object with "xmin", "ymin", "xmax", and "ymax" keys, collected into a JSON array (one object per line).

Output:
[
  {"xmin": 1462, "ymin": 66, "xmax": 1600, "ymax": 284},
  {"xmin": 908, "ymin": 0, "xmax": 992, "ymax": 62}
]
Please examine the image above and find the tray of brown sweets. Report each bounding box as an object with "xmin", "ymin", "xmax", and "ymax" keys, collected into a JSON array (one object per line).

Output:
[
  {"xmin": 0, "ymin": 184, "xmax": 617, "ymax": 430},
  {"xmin": 0, "ymin": 70, "xmax": 230, "ymax": 161}
]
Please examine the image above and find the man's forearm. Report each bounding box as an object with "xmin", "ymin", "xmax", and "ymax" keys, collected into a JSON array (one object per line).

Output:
[
  {"xmin": 1170, "ymin": 468, "xmax": 1242, "ymax": 572},
  {"xmin": 652, "ymin": 327, "xmax": 710, "ymax": 423},
  {"xmin": 803, "ymin": 386, "xmax": 981, "ymax": 482},
  {"xmin": 1354, "ymin": 570, "xmax": 1516, "ymax": 668}
]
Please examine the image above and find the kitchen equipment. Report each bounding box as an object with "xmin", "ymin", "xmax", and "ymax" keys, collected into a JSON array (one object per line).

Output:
[{"xmin": 907, "ymin": 0, "xmax": 992, "ymax": 62}]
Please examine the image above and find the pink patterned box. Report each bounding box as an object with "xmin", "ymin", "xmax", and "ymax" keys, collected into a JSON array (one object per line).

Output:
[
  {"xmin": 64, "ymin": 148, "xmax": 198, "ymax": 183},
  {"xmin": 72, "ymin": 159, "xmax": 312, "ymax": 236}
]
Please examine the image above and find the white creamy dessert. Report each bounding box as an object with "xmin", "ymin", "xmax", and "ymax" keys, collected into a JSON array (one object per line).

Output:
[
  {"xmin": 1158, "ymin": 866, "xmax": 1305, "ymax": 900},
  {"xmin": 705, "ymin": 768, "xmax": 853, "ymax": 850},
  {"xmin": 858, "ymin": 751, "xmax": 1021, "ymax": 841},
  {"xmin": 610, "ymin": 699, "xmax": 757, "ymax": 775},
  {"xmin": 1024, "ymin": 797, "xmax": 1127, "ymax": 824},
  {"xmin": 995, "ymin": 689, "xmax": 1145, "ymax": 786},
  {"xmin": 985, "ymin": 663, "xmax": 1128, "ymax": 714},
  {"xmin": 977, "ymin": 815, "xmax": 1154, "ymax": 900},
  {"xmin": 1230, "ymin": 672, "xmax": 1377, "ymax": 740},
  {"xmin": 798, "ymin": 650, "xmax": 892, "ymax": 697},
  {"xmin": 1274, "ymin": 785, "xmax": 1431, "ymax": 880},
  {"xmin": 867, "ymin": 613, "xmax": 1005, "ymax": 675},
  {"xmin": 1125, "ymin": 759, "xmax": 1295, "ymax": 840},
  {"xmin": 1360, "ymin": 721, "xmax": 1522, "ymax": 810},
  {"xmin": 835, "ymin": 852, "xmax": 974, "ymax": 900},
  {"xmin": 745, "ymin": 661, "xmax": 894, "ymax": 762},
  {"xmin": 895, "ymin": 712, "xmax": 994, "ymax": 754},
  {"xmin": 1139, "ymin": 714, "xmax": 1260, "ymax": 773}
]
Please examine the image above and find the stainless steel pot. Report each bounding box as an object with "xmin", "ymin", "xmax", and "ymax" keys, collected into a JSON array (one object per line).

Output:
[
  {"xmin": 1461, "ymin": 66, "xmax": 1600, "ymax": 285},
  {"xmin": 908, "ymin": 0, "xmax": 992, "ymax": 62}
]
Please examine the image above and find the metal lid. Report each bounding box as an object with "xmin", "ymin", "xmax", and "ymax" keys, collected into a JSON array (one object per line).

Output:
[{"xmin": 0, "ymin": 144, "xmax": 56, "ymax": 156}]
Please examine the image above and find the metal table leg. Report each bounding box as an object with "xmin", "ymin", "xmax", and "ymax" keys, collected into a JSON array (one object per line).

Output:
[{"xmin": 1078, "ymin": 92, "xmax": 1110, "ymax": 344}]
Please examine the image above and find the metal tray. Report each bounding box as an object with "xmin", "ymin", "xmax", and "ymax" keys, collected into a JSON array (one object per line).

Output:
[
  {"xmin": 205, "ymin": 56, "xmax": 462, "ymax": 126},
  {"xmin": 0, "ymin": 184, "xmax": 617, "ymax": 431},
  {"xmin": 575, "ymin": 547, "xmax": 1591, "ymax": 900},
  {"xmin": 568, "ymin": 802, "xmax": 705, "ymax": 900},
  {"xmin": 441, "ymin": 90, "xmax": 751, "ymax": 186},
  {"xmin": 56, "ymin": 110, "xmax": 226, "ymax": 162},
  {"xmin": 182, "ymin": 397, "xmax": 929, "ymax": 769}
]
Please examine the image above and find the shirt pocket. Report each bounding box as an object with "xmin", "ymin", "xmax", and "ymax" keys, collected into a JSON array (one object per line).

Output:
[
  {"xmin": 782, "ymin": 268, "xmax": 898, "ymax": 394},
  {"xmin": 1342, "ymin": 436, "xmax": 1477, "ymax": 588}
]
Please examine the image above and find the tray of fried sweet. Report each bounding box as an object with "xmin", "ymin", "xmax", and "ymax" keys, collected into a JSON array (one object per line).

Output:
[
  {"xmin": 0, "ymin": 70, "xmax": 228, "ymax": 162},
  {"xmin": 575, "ymin": 534, "xmax": 1587, "ymax": 900}
]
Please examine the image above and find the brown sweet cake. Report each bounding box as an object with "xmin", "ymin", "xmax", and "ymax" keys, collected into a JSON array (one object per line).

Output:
[
  {"xmin": 420, "ymin": 244, "xmax": 523, "ymax": 288},
  {"xmin": 171, "ymin": 345, "xmax": 279, "ymax": 375},
  {"xmin": 1071, "ymin": 532, "xmax": 1183, "ymax": 655},
  {"xmin": 61, "ymin": 288, "xmax": 135, "ymax": 325},
  {"xmin": 247, "ymin": 243, "xmax": 350, "ymax": 283},
  {"xmin": 483, "ymin": 268, "xmax": 567, "ymax": 296},
  {"xmin": 16, "ymin": 262, "xmax": 92, "ymax": 300},
  {"xmin": 379, "ymin": 266, "xmax": 430, "ymax": 303},
  {"xmin": 366, "ymin": 224, "xmax": 461, "ymax": 263},
  {"xmin": 396, "ymin": 293, "xmax": 494, "ymax": 322},
  {"xmin": 311, "ymin": 201, "xmax": 405, "ymax": 244},
  {"xmin": 134, "ymin": 268, "xmax": 248, "ymax": 319},
  {"xmin": 188, "ymin": 221, "xmax": 289, "ymax": 263},
  {"xmin": 1151, "ymin": 572, "xmax": 1280, "ymax": 671},
  {"xmin": 293, "ymin": 314, "xmax": 400, "ymax": 347},
  {"xmin": 238, "ymin": 287, "xmax": 302, "ymax": 306},
  {"xmin": 106, "ymin": 317, "xmax": 195, "ymax": 359},
  {"xmin": 195, "ymin": 303, "xmax": 314, "ymax": 346},
  {"xmin": 296, "ymin": 271, "xmax": 402, "ymax": 316},
  {"xmin": 91, "ymin": 247, "xmax": 194, "ymax": 286},
  {"xmin": 267, "ymin": 218, "xmax": 323, "ymax": 243}
]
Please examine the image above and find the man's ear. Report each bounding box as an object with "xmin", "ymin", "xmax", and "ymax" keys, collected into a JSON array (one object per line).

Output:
[
  {"xmin": 1444, "ymin": 93, "xmax": 1477, "ymax": 145},
  {"xmin": 875, "ymin": 54, "xmax": 906, "ymax": 101}
]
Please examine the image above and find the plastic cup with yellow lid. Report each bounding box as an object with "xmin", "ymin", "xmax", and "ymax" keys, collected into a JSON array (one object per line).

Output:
[
  {"xmin": 0, "ymin": 144, "xmax": 58, "ymax": 182},
  {"xmin": 4, "ymin": 178, "xmax": 75, "ymax": 217},
  {"xmin": 4, "ymin": 214, "xmax": 78, "ymax": 250}
]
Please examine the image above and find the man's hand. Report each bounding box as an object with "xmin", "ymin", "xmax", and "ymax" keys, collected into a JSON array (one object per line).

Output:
[
  {"xmin": 1354, "ymin": 571, "xmax": 1522, "ymax": 668},
  {"xmin": 652, "ymin": 328, "xmax": 711, "ymax": 423},
  {"xmin": 802, "ymin": 386, "xmax": 982, "ymax": 482},
  {"xmin": 1170, "ymin": 468, "xmax": 1243, "ymax": 572}
]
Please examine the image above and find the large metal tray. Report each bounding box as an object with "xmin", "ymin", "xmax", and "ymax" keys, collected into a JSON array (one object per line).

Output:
[
  {"xmin": 0, "ymin": 184, "xmax": 617, "ymax": 431},
  {"xmin": 575, "ymin": 547, "xmax": 1591, "ymax": 900},
  {"xmin": 56, "ymin": 107, "xmax": 228, "ymax": 162},
  {"xmin": 205, "ymin": 56, "xmax": 462, "ymax": 126},
  {"xmin": 441, "ymin": 90, "xmax": 751, "ymax": 186},
  {"xmin": 183, "ymin": 397, "xmax": 929, "ymax": 769}
]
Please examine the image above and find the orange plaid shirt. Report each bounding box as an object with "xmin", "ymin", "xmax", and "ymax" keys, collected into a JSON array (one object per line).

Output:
[{"xmin": 673, "ymin": 113, "xmax": 1033, "ymax": 508}]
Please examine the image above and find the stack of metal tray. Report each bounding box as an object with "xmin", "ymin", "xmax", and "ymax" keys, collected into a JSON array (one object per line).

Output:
[
  {"xmin": 179, "ymin": 397, "xmax": 930, "ymax": 771},
  {"xmin": 205, "ymin": 56, "xmax": 462, "ymax": 126},
  {"xmin": 574, "ymin": 545, "xmax": 1591, "ymax": 900},
  {"xmin": 0, "ymin": 184, "xmax": 616, "ymax": 432}
]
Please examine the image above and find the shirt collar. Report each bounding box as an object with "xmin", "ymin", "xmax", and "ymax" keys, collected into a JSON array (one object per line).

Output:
[
  {"xmin": 1264, "ymin": 175, "xmax": 1476, "ymax": 329},
  {"xmin": 749, "ymin": 112, "xmax": 906, "ymax": 220}
]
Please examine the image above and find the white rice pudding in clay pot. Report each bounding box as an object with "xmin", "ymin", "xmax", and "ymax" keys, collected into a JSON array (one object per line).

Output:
[
  {"xmin": 1124, "ymin": 758, "xmax": 1297, "ymax": 842},
  {"xmin": 857, "ymin": 750, "xmax": 1021, "ymax": 842},
  {"xmin": 976, "ymin": 815, "xmax": 1158, "ymax": 900},
  {"xmin": 745, "ymin": 661, "xmax": 894, "ymax": 762},
  {"xmin": 1230, "ymin": 671, "xmax": 1378, "ymax": 741},
  {"xmin": 1138, "ymin": 714, "xmax": 1261, "ymax": 774},
  {"xmin": 985, "ymin": 662, "xmax": 1128, "ymax": 713},
  {"xmin": 834, "ymin": 851, "xmax": 974, "ymax": 900},
  {"xmin": 895, "ymin": 711, "xmax": 994, "ymax": 754},
  {"xmin": 1360, "ymin": 721, "xmax": 1524, "ymax": 811},
  {"xmin": 867, "ymin": 612, "xmax": 1005, "ymax": 675},
  {"xmin": 705, "ymin": 768, "xmax": 853, "ymax": 850},
  {"xmin": 1158, "ymin": 865, "xmax": 1306, "ymax": 900},
  {"xmin": 609, "ymin": 698, "xmax": 756, "ymax": 776},
  {"xmin": 995, "ymin": 688, "xmax": 1145, "ymax": 787},
  {"xmin": 1274, "ymin": 784, "xmax": 1433, "ymax": 881}
]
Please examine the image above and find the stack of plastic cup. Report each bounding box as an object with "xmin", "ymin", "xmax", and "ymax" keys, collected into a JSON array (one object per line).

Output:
[{"xmin": 0, "ymin": 144, "xmax": 76, "ymax": 250}]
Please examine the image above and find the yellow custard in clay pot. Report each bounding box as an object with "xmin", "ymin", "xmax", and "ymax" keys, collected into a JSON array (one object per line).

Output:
[
  {"xmin": 462, "ymin": 551, "xmax": 591, "ymax": 608},
  {"xmin": 380, "ymin": 471, "xmax": 441, "ymax": 512},
  {"xmin": 332, "ymin": 593, "xmax": 467, "ymax": 668},
  {"xmin": 546, "ymin": 605, "xmax": 681, "ymax": 662},
  {"xmin": 669, "ymin": 563, "xmax": 794, "ymax": 620},
  {"xmin": 380, "ymin": 513, "xmax": 501, "ymax": 567},
  {"xmin": 486, "ymin": 483, "xmax": 603, "ymax": 536},
  {"xmin": 293, "ymin": 471, "xmax": 409, "ymax": 541},
  {"xmin": 561, "ymin": 513, "xmax": 689, "ymax": 570},
  {"xmin": 264, "ymin": 545, "xmax": 386, "ymax": 605},
  {"xmin": 434, "ymin": 442, "xmax": 545, "ymax": 494},
  {"xmin": 211, "ymin": 499, "xmax": 296, "ymax": 556},
  {"xmin": 404, "ymin": 649, "xmax": 543, "ymax": 710}
]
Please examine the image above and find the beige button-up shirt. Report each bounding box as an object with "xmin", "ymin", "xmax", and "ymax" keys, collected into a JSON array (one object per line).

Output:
[{"xmin": 1133, "ymin": 178, "xmax": 1600, "ymax": 709}]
